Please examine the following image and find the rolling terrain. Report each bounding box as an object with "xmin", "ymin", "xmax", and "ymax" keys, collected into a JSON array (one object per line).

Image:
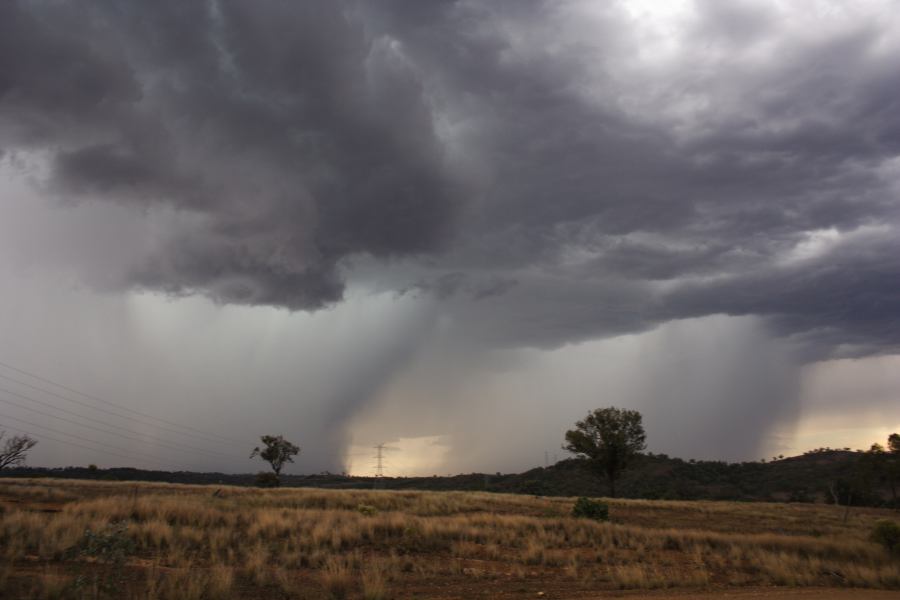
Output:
[{"xmin": 3, "ymin": 449, "xmax": 889, "ymax": 505}]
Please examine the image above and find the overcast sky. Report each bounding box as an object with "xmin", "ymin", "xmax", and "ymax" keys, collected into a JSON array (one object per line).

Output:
[{"xmin": 1, "ymin": 0, "xmax": 898, "ymax": 476}]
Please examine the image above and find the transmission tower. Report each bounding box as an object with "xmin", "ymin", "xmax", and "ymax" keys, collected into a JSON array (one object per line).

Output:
[
  {"xmin": 374, "ymin": 443, "xmax": 386, "ymax": 478},
  {"xmin": 372, "ymin": 443, "xmax": 400, "ymax": 481}
]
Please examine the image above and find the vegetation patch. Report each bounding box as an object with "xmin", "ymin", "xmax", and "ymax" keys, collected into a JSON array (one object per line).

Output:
[
  {"xmin": 871, "ymin": 520, "xmax": 900, "ymax": 555},
  {"xmin": 572, "ymin": 497, "xmax": 609, "ymax": 521},
  {"xmin": 0, "ymin": 478, "xmax": 898, "ymax": 598}
]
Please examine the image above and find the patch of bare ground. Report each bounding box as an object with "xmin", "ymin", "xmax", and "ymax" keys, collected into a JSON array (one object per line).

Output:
[
  {"xmin": 0, "ymin": 478, "xmax": 898, "ymax": 599},
  {"xmin": 599, "ymin": 588, "xmax": 900, "ymax": 599}
]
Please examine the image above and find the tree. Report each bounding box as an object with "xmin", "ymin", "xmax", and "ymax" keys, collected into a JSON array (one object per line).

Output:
[
  {"xmin": 250, "ymin": 435, "xmax": 299, "ymax": 485},
  {"xmin": 883, "ymin": 434, "xmax": 899, "ymax": 504},
  {"xmin": 862, "ymin": 434, "xmax": 900, "ymax": 506},
  {"xmin": 564, "ymin": 407, "xmax": 646, "ymax": 498},
  {"xmin": 0, "ymin": 431, "xmax": 37, "ymax": 470}
]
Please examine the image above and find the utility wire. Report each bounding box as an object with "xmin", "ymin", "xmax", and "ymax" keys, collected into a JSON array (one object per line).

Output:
[
  {"xmin": 0, "ymin": 360, "xmax": 243, "ymax": 446},
  {"xmin": 0, "ymin": 361, "xmax": 245, "ymax": 444},
  {"xmin": 0, "ymin": 414, "xmax": 174, "ymax": 467},
  {"xmin": 0, "ymin": 387, "xmax": 244, "ymax": 462},
  {"xmin": 0, "ymin": 421, "xmax": 154, "ymax": 467}
]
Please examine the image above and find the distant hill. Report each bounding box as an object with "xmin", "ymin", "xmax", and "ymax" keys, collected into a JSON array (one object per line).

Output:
[{"xmin": 3, "ymin": 448, "xmax": 894, "ymax": 506}]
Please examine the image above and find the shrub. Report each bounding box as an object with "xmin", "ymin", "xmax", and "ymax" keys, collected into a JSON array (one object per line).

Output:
[
  {"xmin": 572, "ymin": 497, "xmax": 609, "ymax": 521},
  {"xmin": 255, "ymin": 472, "xmax": 280, "ymax": 488},
  {"xmin": 870, "ymin": 520, "xmax": 900, "ymax": 554},
  {"xmin": 73, "ymin": 521, "xmax": 135, "ymax": 594},
  {"xmin": 357, "ymin": 504, "xmax": 378, "ymax": 517},
  {"xmin": 76, "ymin": 521, "xmax": 135, "ymax": 566}
]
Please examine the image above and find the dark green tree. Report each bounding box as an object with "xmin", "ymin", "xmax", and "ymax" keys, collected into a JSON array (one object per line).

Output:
[
  {"xmin": 564, "ymin": 407, "xmax": 646, "ymax": 498},
  {"xmin": 861, "ymin": 434, "xmax": 900, "ymax": 506},
  {"xmin": 250, "ymin": 435, "xmax": 300, "ymax": 485},
  {"xmin": 883, "ymin": 433, "xmax": 899, "ymax": 504}
]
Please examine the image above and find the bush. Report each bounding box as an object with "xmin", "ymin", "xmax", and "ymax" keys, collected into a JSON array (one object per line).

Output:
[
  {"xmin": 255, "ymin": 472, "xmax": 280, "ymax": 488},
  {"xmin": 871, "ymin": 520, "xmax": 900, "ymax": 554},
  {"xmin": 73, "ymin": 521, "xmax": 135, "ymax": 593},
  {"xmin": 572, "ymin": 497, "xmax": 609, "ymax": 521},
  {"xmin": 788, "ymin": 488, "xmax": 814, "ymax": 503},
  {"xmin": 357, "ymin": 504, "xmax": 378, "ymax": 516}
]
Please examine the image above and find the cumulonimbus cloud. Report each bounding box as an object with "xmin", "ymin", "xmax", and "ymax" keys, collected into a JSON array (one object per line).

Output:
[{"xmin": 2, "ymin": 0, "xmax": 899, "ymax": 360}]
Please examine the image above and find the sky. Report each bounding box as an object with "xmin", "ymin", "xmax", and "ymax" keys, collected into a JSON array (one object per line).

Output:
[{"xmin": 0, "ymin": 0, "xmax": 898, "ymax": 476}]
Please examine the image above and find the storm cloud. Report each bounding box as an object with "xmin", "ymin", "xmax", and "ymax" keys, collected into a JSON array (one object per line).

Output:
[{"xmin": 1, "ymin": 0, "xmax": 899, "ymax": 471}]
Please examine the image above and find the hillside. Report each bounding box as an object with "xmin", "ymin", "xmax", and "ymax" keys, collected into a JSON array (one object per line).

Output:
[{"xmin": 4, "ymin": 449, "xmax": 891, "ymax": 506}]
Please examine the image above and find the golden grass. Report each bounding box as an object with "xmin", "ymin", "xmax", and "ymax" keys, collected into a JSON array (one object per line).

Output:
[{"xmin": 0, "ymin": 477, "xmax": 898, "ymax": 598}]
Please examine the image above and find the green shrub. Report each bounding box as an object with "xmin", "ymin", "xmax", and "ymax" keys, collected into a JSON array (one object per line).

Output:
[
  {"xmin": 357, "ymin": 504, "xmax": 378, "ymax": 516},
  {"xmin": 73, "ymin": 521, "xmax": 135, "ymax": 593},
  {"xmin": 572, "ymin": 497, "xmax": 609, "ymax": 521},
  {"xmin": 871, "ymin": 520, "xmax": 900, "ymax": 554}
]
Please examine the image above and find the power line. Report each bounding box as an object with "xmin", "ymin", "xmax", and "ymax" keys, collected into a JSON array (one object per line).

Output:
[
  {"xmin": 0, "ymin": 421, "xmax": 155, "ymax": 466},
  {"xmin": 0, "ymin": 371, "xmax": 220, "ymax": 444},
  {"xmin": 0, "ymin": 359, "xmax": 243, "ymax": 446},
  {"xmin": 0, "ymin": 413, "xmax": 173, "ymax": 467},
  {"xmin": 0, "ymin": 367, "xmax": 240, "ymax": 448},
  {"xmin": 0, "ymin": 387, "xmax": 244, "ymax": 462}
]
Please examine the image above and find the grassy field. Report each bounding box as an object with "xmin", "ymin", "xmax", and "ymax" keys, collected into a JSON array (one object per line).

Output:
[{"xmin": 0, "ymin": 478, "xmax": 898, "ymax": 599}]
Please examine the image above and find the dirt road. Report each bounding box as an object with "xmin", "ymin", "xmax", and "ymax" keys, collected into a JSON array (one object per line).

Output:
[{"xmin": 595, "ymin": 589, "xmax": 900, "ymax": 599}]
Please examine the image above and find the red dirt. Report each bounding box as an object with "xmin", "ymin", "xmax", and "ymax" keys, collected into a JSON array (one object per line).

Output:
[{"xmin": 602, "ymin": 589, "xmax": 900, "ymax": 599}]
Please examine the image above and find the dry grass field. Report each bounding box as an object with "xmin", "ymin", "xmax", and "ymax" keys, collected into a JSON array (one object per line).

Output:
[{"xmin": 0, "ymin": 478, "xmax": 898, "ymax": 599}]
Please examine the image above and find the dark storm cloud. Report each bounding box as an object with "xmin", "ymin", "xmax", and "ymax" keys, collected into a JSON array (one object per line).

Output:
[
  {"xmin": 2, "ymin": 0, "xmax": 899, "ymax": 358},
  {"xmin": 664, "ymin": 230, "xmax": 900, "ymax": 360},
  {"xmin": 1, "ymin": 0, "xmax": 459, "ymax": 309},
  {"xmin": 366, "ymin": 0, "xmax": 900, "ymax": 358}
]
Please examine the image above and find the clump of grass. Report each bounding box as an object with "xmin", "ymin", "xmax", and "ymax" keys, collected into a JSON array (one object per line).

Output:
[
  {"xmin": 244, "ymin": 542, "xmax": 270, "ymax": 585},
  {"xmin": 145, "ymin": 566, "xmax": 224, "ymax": 600},
  {"xmin": 209, "ymin": 564, "xmax": 234, "ymax": 597},
  {"xmin": 321, "ymin": 556, "xmax": 354, "ymax": 599},
  {"xmin": 361, "ymin": 563, "xmax": 390, "ymax": 600}
]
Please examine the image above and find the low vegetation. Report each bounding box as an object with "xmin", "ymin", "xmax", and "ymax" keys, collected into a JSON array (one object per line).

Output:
[
  {"xmin": 1, "ymin": 478, "xmax": 898, "ymax": 599},
  {"xmin": 871, "ymin": 520, "xmax": 900, "ymax": 555},
  {"xmin": 571, "ymin": 497, "xmax": 609, "ymax": 521}
]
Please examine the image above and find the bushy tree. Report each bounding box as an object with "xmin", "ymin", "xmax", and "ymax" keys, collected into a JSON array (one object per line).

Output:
[
  {"xmin": 0, "ymin": 431, "xmax": 37, "ymax": 470},
  {"xmin": 862, "ymin": 434, "xmax": 900, "ymax": 505},
  {"xmin": 564, "ymin": 407, "xmax": 646, "ymax": 498},
  {"xmin": 883, "ymin": 433, "xmax": 899, "ymax": 504},
  {"xmin": 250, "ymin": 435, "xmax": 300, "ymax": 485}
]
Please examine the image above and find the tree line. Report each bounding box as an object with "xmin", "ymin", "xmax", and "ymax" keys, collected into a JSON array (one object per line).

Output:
[{"xmin": 3, "ymin": 410, "xmax": 898, "ymax": 507}]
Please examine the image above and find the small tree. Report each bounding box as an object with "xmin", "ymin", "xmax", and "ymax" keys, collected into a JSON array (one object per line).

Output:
[
  {"xmin": 0, "ymin": 431, "xmax": 37, "ymax": 470},
  {"xmin": 564, "ymin": 407, "xmax": 646, "ymax": 498},
  {"xmin": 250, "ymin": 435, "xmax": 300, "ymax": 485}
]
